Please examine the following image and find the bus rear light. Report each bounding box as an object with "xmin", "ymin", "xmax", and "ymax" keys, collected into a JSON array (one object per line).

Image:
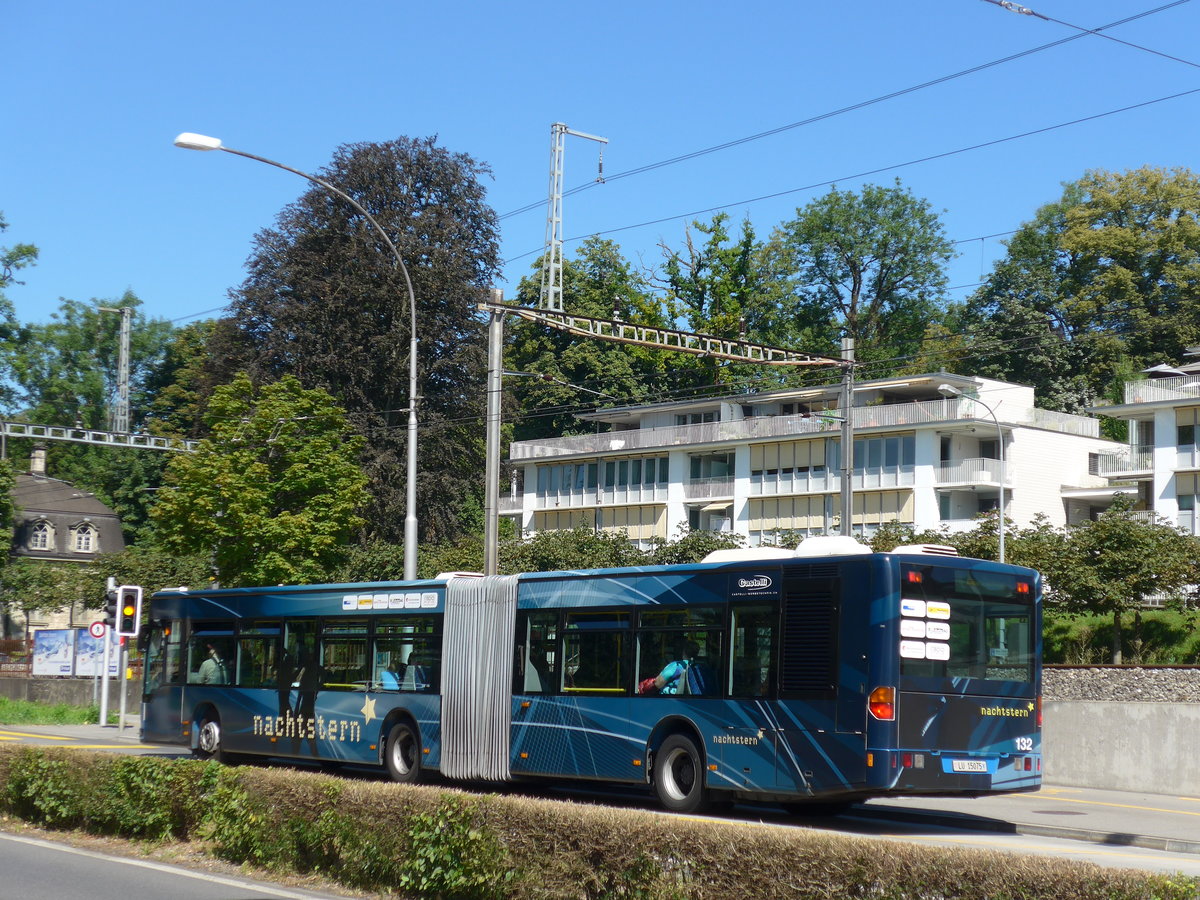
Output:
[
  {"xmin": 866, "ymin": 753, "xmax": 874, "ymax": 768},
  {"xmin": 902, "ymin": 753, "xmax": 913, "ymax": 768},
  {"xmin": 905, "ymin": 570, "xmax": 923, "ymax": 585},
  {"xmin": 1036, "ymin": 696, "xmax": 1042, "ymax": 727},
  {"xmin": 868, "ymin": 686, "xmax": 896, "ymax": 720},
  {"xmin": 1017, "ymin": 581, "xmax": 1031, "ymax": 595}
]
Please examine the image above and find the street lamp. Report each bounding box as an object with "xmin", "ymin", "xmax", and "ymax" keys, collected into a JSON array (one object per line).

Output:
[
  {"xmin": 174, "ymin": 133, "xmax": 421, "ymax": 580},
  {"xmin": 938, "ymin": 384, "xmax": 1005, "ymax": 563}
]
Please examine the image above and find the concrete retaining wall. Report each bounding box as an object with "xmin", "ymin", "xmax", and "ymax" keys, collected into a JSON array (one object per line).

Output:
[
  {"xmin": 0, "ymin": 677, "xmax": 140, "ymax": 711},
  {"xmin": 1044, "ymin": 700, "xmax": 1200, "ymax": 795}
]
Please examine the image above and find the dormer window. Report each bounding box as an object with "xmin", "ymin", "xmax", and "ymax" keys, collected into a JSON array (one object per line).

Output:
[
  {"xmin": 71, "ymin": 522, "xmax": 97, "ymax": 554},
  {"xmin": 29, "ymin": 520, "xmax": 53, "ymax": 551}
]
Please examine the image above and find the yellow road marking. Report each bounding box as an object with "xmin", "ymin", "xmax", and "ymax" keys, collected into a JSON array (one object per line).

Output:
[
  {"xmin": 1012, "ymin": 791, "xmax": 1200, "ymax": 818},
  {"xmin": 0, "ymin": 730, "xmax": 72, "ymax": 741},
  {"xmin": 60, "ymin": 744, "xmax": 142, "ymax": 750}
]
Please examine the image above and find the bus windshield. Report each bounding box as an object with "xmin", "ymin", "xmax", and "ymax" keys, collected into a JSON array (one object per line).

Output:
[{"xmin": 898, "ymin": 563, "xmax": 1035, "ymax": 685}]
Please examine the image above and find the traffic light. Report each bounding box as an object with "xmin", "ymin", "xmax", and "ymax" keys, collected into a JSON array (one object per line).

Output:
[
  {"xmin": 103, "ymin": 590, "xmax": 118, "ymax": 630},
  {"xmin": 117, "ymin": 585, "xmax": 143, "ymax": 637}
]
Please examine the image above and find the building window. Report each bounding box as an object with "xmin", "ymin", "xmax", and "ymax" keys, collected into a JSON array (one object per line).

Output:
[
  {"xmin": 72, "ymin": 523, "xmax": 97, "ymax": 554},
  {"xmin": 29, "ymin": 520, "xmax": 53, "ymax": 551},
  {"xmin": 675, "ymin": 411, "xmax": 717, "ymax": 426}
]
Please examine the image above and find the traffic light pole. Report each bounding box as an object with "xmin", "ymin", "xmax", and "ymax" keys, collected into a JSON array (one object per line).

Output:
[
  {"xmin": 118, "ymin": 639, "xmax": 128, "ymax": 733},
  {"xmin": 100, "ymin": 577, "xmax": 115, "ymax": 727}
]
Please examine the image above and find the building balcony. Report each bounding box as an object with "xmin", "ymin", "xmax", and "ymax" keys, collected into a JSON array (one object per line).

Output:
[
  {"xmin": 1095, "ymin": 445, "xmax": 1153, "ymax": 477},
  {"xmin": 509, "ymin": 397, "xmax": 1099, "ymax": 460},
  {"xmin": 681, "ymin": 476, "xmax": 735, "ymax": 500},
  {"xmin": 936, "ymin": 458, "xmax": 1011, "ymax": 487},
  {"xmin": 1123, "ymin": 376, "xmax": 1200, "ymax": 405},
  {"xmin": 499, "ymin": 493, "xmax": 524, "ymax": 515}
]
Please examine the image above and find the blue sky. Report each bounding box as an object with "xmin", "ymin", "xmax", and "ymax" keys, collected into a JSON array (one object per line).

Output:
[{"xmin": 4, "ymin": 1, "xmax": 1199, "ymax": 330}]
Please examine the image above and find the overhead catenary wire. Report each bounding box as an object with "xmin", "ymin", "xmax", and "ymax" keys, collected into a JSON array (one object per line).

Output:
[{"xmin": 498, "ymin": 2, "xmax": 1191, "ymax": 222}]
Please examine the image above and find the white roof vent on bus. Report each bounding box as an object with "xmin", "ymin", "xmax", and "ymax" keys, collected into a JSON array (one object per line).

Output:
[
  {"xmin": 702, "ymin": 548, "xmax": 795, "ymax": 564},
  {"xmin": 890, "ymin": 544, "xmax": 959, "ymax": 557},
  {"xmin": 436, "ymin": 571, "xmax": 484, "ymax": 580},
  {"xmin": 793, "ymin": 536, "xmax": 872, "ymax": 557}
]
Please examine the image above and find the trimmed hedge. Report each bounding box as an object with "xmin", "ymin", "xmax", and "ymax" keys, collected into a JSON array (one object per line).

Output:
[{"xmin": 0, "ymin": 746, "xmax": 1195, "ymax": 899}]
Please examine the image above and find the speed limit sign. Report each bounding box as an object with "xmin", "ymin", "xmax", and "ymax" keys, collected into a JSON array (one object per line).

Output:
[{"xmin": 89, "ymin": 621, "xmax": 107, "ymax": 639}]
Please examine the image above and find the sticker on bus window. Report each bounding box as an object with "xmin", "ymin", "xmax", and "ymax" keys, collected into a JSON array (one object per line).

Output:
[
  {"xmin": 357, "ymin": 595, "xmax": 374, "ymax": 611},
  {"xmin": 404, "ymin": 593, "xmax": 422, "ymax": 609},
  {"xmin": 925, "ymin": 642, "xmax": 950, "ymax": 661},
  {"xmin": 900, "ymin": 599, "xmax": 926, "ymax": 618},
  {"xmin": 388, "ymin": 593, "xmax": 405, "ymax": 609},
  {"xmin": 373, "ymin": 593, "xmax": 390, "ymax": 610},
  {"xmin": 342, "ymin": 595, "xmax": 359, "ymax": 611},
  {"xmin": 926, "ymin": 601, "xmax": 951, "ymax": 620},
  {"xmin": 900, "ymin": 640, "xmax": 926, "ymax": 659},
  {"xmin": 926, "ymin": 621, "xmax": 951, "ymax": 641},
  {"xmin": 421, "ymin": 592, "xmax": 438, "ymax": 608},
  {"xmin": 900, "ymin": 619, "xmax": 927, "ymax": 639}
]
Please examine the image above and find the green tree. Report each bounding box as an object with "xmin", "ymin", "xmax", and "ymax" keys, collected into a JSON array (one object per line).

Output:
[
  {"xmin": 0, "ymin": 213, "xmax": 37, "ymax": 410},
  {"xmin": 647, "ymin": 526, "xmax": 745, "ymax": 565},
  {"xmin": 964, "ymin": 167, "xmax": 1200, "ymax": 411},
  {"xmin": 141, "ymin": 319, "xmax": 223, "ymax": 440},
  {"xmin": 764, "ymin": 180, "xmax": 954, "ymax": 368},
  {"xmin": 506, "ymin": 238, "xmax": 674, "ymax": 441},
  {"xmin": 1036, "ymin": 498, "xmax": 1198, "ymax": 664},
  {"xmin": 0, "ymin": 559, "xmax": 97, "ymax": 638},
  {"xmin": 150, "ymin": 374, "xmax": 369, "ymax": 587},
  {"xmin": 499, "ymin": 526, "xmax": 644, "ymax": 574},
  {"xmin": 223, "ymin": 136, "xmax": 501, "ymax": 544}
]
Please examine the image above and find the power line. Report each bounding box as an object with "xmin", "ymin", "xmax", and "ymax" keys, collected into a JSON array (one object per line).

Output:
[
  {"xmin": 498, "ymin": 2, "xmax": 1190, "ymax": 222},
  {"xmin": 501, "ymin": 85, "xmax": 1200, "ymax": 265}
]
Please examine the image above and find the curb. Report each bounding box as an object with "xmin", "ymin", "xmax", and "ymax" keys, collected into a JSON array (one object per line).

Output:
[{"xmin": 850, "ymin": 805, "xmax": 1200, "ymax": 856}]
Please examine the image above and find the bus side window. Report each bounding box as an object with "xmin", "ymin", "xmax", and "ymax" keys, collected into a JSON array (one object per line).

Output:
[
  {"xmin": 514, "ymin": 611, "xmax": 558, "ymax": 694},
  {"xmin": 730, "ymin": 605, "xmax": 775, "ymax": 697},
  {"xmin": 562, "ymin": 611, "xmax": 629, "ymax": 694}
]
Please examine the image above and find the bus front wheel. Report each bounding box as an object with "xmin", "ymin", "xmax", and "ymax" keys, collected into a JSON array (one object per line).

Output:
[
  {"xmin": 385, "ymin": 722, "xmax": 422, "ymax": 784},
  {"xmin": 195, "ymin": 715, "xmax": 227, "ymax": 763},
  {"xmin": 653, "ymin": 735, "xmax": 709, "ymax": 813}
]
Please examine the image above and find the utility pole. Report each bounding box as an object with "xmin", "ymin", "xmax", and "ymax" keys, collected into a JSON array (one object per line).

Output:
[
  {"xmin": 98, "ymin": 306, "xmax": 132, "ymax": 434},
  {"xmin": 540, "ymin": 123, "xmax": 607, "ymax": 312},
  {"xmin": 840, "ymin": 337, "xmax": 856, "ymax": 536},
  {"xmin": 483, "ymin": 289, "xmax": 505, "ymax": 576}
]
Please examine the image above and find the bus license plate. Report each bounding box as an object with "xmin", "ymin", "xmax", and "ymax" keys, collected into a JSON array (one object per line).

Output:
[{"xmin": 951, "ymin": 759, "xmax": 988, "ymax": 773}]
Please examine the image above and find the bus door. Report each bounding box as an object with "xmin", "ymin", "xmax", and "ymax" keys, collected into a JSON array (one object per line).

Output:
[
  {"xmin": 511, "ymin": 609, "xmax": 634, "ymax": 781},
  {"xmin": 721, "ymin": 603, "xmax": 779, "ymax": 790},
  {"xmin": 140, "ymin": 619, "xmax": 185, "ymax": 743}
]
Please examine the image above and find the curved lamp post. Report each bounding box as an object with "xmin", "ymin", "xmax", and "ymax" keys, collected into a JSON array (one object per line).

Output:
[
  {"xmin": 174, "ymin": 133, "xmax": 421, "ymax": 580},
  {"xmin": 938, "ymin": 383, "xmax": 1005, "ymax": 563}
]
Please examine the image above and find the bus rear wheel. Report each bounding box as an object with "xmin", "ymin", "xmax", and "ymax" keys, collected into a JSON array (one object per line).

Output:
[
  {"xmin": 653, "ymin": 735, "xmax": 709, "ymax": 813},
  {"xmin": 385, "ymin": 722, "xmax": 422, "ymax": 784}
]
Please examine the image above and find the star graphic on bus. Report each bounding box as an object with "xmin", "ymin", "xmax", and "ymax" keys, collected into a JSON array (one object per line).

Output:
[{"xmin": 361, "ymin": 695, "xmax": 377, "ymax": 726}]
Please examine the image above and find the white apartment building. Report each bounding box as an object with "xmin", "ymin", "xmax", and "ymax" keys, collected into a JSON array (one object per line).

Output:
[
  {"xmin": 503, "ymin": 373, "xmax": 1121, "ymax": 548},
  {"xmin": 1090, "ymin": 356, "xmax": 1200, "ymax": 534}
]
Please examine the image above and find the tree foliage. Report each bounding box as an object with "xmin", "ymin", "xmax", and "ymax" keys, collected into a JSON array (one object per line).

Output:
[
  {"xmin": 222, "ymin": 136, "xmax": 501, "ymax": 544},
  {"xmin": 150, "ymin": 374, "xmax": 369, "ymax": 587},
  {"xmin": 764, "ymin": 180, "xmax": 954, "ymax": 368},
  {"xmin": 963, "ymin": 166, "xmax": 1200, "ymax": 411},
  {"xmin": 506, "ymin": 238, "xmax": 676, "ymax": 441}
]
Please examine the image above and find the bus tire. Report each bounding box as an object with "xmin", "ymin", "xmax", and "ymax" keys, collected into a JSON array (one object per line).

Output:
[
  {"xmin": 653, "ymin": 734, "xmax": 709, "ymax": 813},
  {"xmin": 195, "ymin": 714, "xmax": 229, "ymax": 764},
  {"xmin": 385, "ymin": 721, "xmax": 422, "ymax": 784}
]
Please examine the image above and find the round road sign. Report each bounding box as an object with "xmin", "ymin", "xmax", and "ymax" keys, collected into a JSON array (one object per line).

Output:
[{"xmin": 89, "ymin": 621, "xmax": 107, "ymax": 639}]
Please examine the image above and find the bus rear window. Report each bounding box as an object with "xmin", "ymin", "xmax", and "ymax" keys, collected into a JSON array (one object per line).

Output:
[{"xmin": 899, "ymin": 564, "xmax": 1034, "ymax": 684}]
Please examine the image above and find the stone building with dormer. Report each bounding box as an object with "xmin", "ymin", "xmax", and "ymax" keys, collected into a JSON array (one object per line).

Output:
[{"xmin": 7, "ymin": 445, "xmax": 125, "ymax": 636}]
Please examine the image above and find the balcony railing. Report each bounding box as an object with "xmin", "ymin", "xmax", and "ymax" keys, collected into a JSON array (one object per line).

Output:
[
  {"xmin": 509, "ymin": 397, "xmax": 1099, "ymax": 460},
  {"xmin": 1123, "ymin": 376, "xmax": 1200, "ymax": 404},
  {"xmin": 681, "ymin": 476, "xmax": 735, "ymax": 500},
  {"xmin": 1095, "ymin": 444, "xmax": 1153, "ymax": 476},
  {"xmin": 936, "ymin": 458, "xmax": 1010, "ymax": 486},
  {"xmin": 499, "ymin": 494, "xmax": 523, "ymax": 515}
]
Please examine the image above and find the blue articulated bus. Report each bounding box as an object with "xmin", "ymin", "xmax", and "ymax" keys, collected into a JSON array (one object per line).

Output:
[{"xmin": 140, "ymin": 536, "xmax": 1041, "ymax": 813}]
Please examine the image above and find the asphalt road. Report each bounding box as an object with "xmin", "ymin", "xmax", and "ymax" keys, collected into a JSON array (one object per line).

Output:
[{"xmin": 0, "ymin": 830, "xmax": 346, "ymax": 899}]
